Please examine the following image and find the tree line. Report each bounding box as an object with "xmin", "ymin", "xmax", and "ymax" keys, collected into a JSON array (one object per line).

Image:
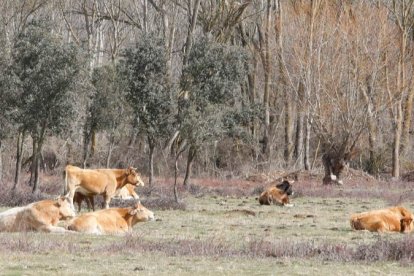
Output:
[{"xmin": 1, "ymin": 0, "xmax": 414, "ymax": 193}]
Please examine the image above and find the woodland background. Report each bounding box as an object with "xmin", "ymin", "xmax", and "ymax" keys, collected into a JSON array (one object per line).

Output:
[{"xmin": 1, "ymin": 0, "xmax": 414, "ymax": 193}]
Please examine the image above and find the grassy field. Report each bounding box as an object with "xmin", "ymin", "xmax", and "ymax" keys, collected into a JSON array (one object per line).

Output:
[{"xmin": 1, "ymin": 176, "xmax": 414, "ymax": 275}]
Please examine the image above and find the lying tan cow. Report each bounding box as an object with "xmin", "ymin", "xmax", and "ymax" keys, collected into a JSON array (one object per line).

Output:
[
  {"xmin": 65, "ymin": 165, "xmax": 145, "ymax": 210},
  {"xmin": 0, "ymin": 196, "xmax": 75, "ymax": 233},
  {"xmin": 350, "ymin": 206, "xmax": 414, "ymax": 233},
  {"xmin": 67, "ymin": 202, "xmax": 154, "ymax": 235},
  {"xmin": 73, "ymin": 184, "xmax": 141, "ymax": 212},
  {"xmin": 258, "ymin": 180, "xmax": 294, "ymax": 206},
  {"xmin": 114, "ymin": 184, "xmax": 140, "ymax": 200}
]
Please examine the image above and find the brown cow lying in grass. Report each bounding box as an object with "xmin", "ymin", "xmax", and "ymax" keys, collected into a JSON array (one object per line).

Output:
[
  {"xmin": 258, "ymin": 180, "xmax": 294, "ymax": 206},
  {"xmin": 0, "ymin": 196, "xmax": 75, "ymax": 233},
  {"xmin": 73, "ymin": 184, "xmax": 141, "ymax": 212},
  {"xmin": 67, "ymin": 202, "xmax": 154, "ymax": 235},
  {"xmin": 350, "ymin": 206, "xmax": 414, "ymax": 233}
]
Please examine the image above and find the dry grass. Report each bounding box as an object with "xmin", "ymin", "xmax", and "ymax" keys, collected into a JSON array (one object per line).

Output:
[{"xmin": 1, "ymin": 172, "xmax": 414, "ymax": 274}]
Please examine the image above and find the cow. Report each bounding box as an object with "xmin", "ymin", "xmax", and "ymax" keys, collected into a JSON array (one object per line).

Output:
[
  {"xmin": 73, "ymin": 192, "xmax": 95, "ymax": 212},
  {"xmin": 65, "ymin": 165, "xmax": 145, "ymax": 210},
  {"xmin": 113, "ymin": 184, "xmax": 140, "ymax": 200},
  {"xmin": 258, "ymin": 180, "xmax": 294, "ymax": 206},
  {"xmin": 350, "ymin": 206, "xmax": 414, "ymax": 233},
  {"xmin": 73, "ymin": 184, "xmax": 141, "ymax": 212},
  {"xmin": 0, "ymin": 196, "xmax": 75, "ymax": 233},
  {"xmin": 67, "ymin": 202, "xmax": 155, "ymax": 235},
  {"xmin": 322, "ymin": 147, "xmax": 359, "ymax": 185}
]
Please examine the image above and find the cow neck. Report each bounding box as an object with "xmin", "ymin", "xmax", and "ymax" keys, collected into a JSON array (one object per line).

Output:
[
  {"xmin": 115, "ymin": 170, "xmax": 129, "ymax": 189},
  {"xmin": 122, "ymin": 209, "xmax": 135, "ymax": 228}
]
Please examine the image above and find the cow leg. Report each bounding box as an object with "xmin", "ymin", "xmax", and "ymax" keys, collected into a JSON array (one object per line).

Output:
[
  {"xmin": 76, "ymin": 200, "xmax": 82, "ymax": 213},
  {"xmin": 103, "ymin": 194, "xmax": 110, "ymax": 209},
  {"xmin": 322, "ymin": 154, "xmax": 334, "ymax": 185},
  {"xmin": 281, "ymin": 196, "xmax": 293, "ymax": 207},
  {"xmin": 66, "ymin": 190, "xmax": 76, "ymax": 212},
  {"xmin": 333, "ymin": 166, "xmax": 343, "ymax": 185},
  {"xmin": 89, "ymin": 196, "xmax": 95, "ymax": 211},
  {"xmin": 38, "ymin": 225, "xmax": 69, "ymax": 233},
  {"xmin": 85, "ymin": 197, "xmax": 91, "ymax": 211}
]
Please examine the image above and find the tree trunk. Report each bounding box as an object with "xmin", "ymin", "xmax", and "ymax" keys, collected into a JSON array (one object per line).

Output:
[
  {"xmin": 303, "ymin": 0, "xmax": 319, "ymax": 171},
  {"xmin": 183, "ymin": 145, "xmax": 196, "ymax": 187},
  {"xmin": 13, "ymin": 131, "xmax": 25, "ymax": 190},
  {"xmin": 31, "ymin": 135, "xmax": 40, "ymax": 192},
  {"xmin": 148, "ymin": 137, "xmax": 155, "ymax": 188},
  {"xmin": 91, "ymin": 128, "xmax": 96, "ymax": 156},
  {"xmin": 182, "ymin": 0, "xmax": 201, "ymax": 67},
  {"xmin": 29, "ymin": 136, "xmax": 37, "ymax": 187},
  {"xmin": 248, "ymin": 58, "xmax": 257, "ymax": 137},
  {"xmin": 392, "ymin": 100, "xmax": 403, "ymax": 178},
  {"xmin": 295, "ymin": 82, "xmax": 305, "ymax": 167},
  {"xmin": 401, "ymin": 90, "xmax": 414, "ymax": 155},
  {"xmin": 0, "ymin": 140, "xmax": 2, "ymax": 185},
  {"xmin": 33, "ymin": 123, "xmax": 47, "ymax": 193},
  {"xmin": 368, "ymin": 118, "xmax": 377, "ymax": 175},
  {"xmin": 106, "ymin": 134, "xmax": 115, "ymax": 168},
  {"xmin": 364, "ymin": 76, "xmax": 377, "ymax": 175},
  {"xmin": 304, "ymin": 114, "xmax": 311, "ymax": 170},
  {"xmin": 284, "ymin": 97, "xmax": 293, "ymax": 166},
  {"xmin": 261, "ymin": 0, "xmax": 272, "ymax": 160},
  {"xmin": 142, "ymin": 0, "xmax": 148, "ymax": 34},
  {"xmin": 82, "ymin": 127, "xmax": 91, "ymax": 169},
  {"xmin": 174, "ymin": 154, "xmax": 179, "ymax": 203},
  {"xmin": 275, "ymin": 0, "xmax": 292, "ymax": 167},
  {"xmin": 401, "ymin": 32, "xmax": 411, "ymax": 155},
  {"xmin": 32, "ymin": 146, "xmax": 40, "ymax": 193},
  {"xmin": 173, "ymin": 139, "xmax": 187, "ymax": 203}
]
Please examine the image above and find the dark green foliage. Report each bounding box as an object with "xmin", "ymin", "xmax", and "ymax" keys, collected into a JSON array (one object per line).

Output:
[
  {"xmin": 6, "ymin": 19, "xmax": 82, "ymax": 190},
  {"xmin": 180, "ymin": 36, "xmax": 249, "ymax": 148},
  {"xmin": 0, "ymin": 30, "xmax": 15, "ymax": 141},
  {"xmin": 223, "ymin": 103, "xmax": 263, "ymax": 143},
  {"xmin": 0, "ymin": 69, "xmax": 14, "ymax": 141},
  {"xmin": 121, "ymin": 34, "xmax": 176, "ymax": 140},
  {"xmin": 88, "ymin": 64, "xmax": 130, "ymax": 134},
  {"xmin": 10, "ymin": 19, "xmax": 81, "ymax": 138}
]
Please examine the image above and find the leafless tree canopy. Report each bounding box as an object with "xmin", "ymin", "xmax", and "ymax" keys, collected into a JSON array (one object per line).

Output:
[{"xmin": 1, "ymin": 0, "xmax": 414, "ymax": 188}]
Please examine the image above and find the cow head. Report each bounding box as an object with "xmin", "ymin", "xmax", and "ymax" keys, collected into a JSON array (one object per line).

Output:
[
  {"xmin": 276, "ymin": 179, "xmax": 294, "ymax": 196},
  {"xmin": 400, "ymin": 217, "xmax": 414, "ymax": 233},
  {"xmin": 55, "ymin": 196, "xmax": 76, "ymax": 220},
  {"xmin": 128, "ymin": 202, "xmax": 155, "ymax": 222},
  {"xmin": 125, "ymin": 167, "xmax": 145, "ymax": 186}
]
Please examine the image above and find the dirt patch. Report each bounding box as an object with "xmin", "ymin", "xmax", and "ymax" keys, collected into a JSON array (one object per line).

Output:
[
  {"xmin": 225, "ymin": 209, "xmax": 256, "ymax": 216},
  {"xmin": 293, "ymin": 214, "xmax": 315, "ymax": 219}
]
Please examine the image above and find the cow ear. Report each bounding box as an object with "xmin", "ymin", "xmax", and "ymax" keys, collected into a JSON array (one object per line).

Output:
[
  {"xmin": 55, "ymin": 196, "xmax": 65, "ymax": 207},
  {"xmin": 127, "ymin": 167, "xmax": 137, "ymax": 174},
  {"xmin": 129, "ymin": 208, "xmax": 138, "ymax": 215}
]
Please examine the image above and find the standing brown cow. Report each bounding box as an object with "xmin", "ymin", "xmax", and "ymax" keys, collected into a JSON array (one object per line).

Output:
[
  {"xmin": 73, "ymin": 184, "xmax": 142, "ymax": 212},
  {"xmin": 65, "ymin": 165, "xmax": 145, "ymax": 211}
]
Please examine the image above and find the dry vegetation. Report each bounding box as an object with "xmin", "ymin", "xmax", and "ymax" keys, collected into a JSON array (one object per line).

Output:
[{"xmin": 1, "ymin": 172, "xmax": 414, "ymax": 274}]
